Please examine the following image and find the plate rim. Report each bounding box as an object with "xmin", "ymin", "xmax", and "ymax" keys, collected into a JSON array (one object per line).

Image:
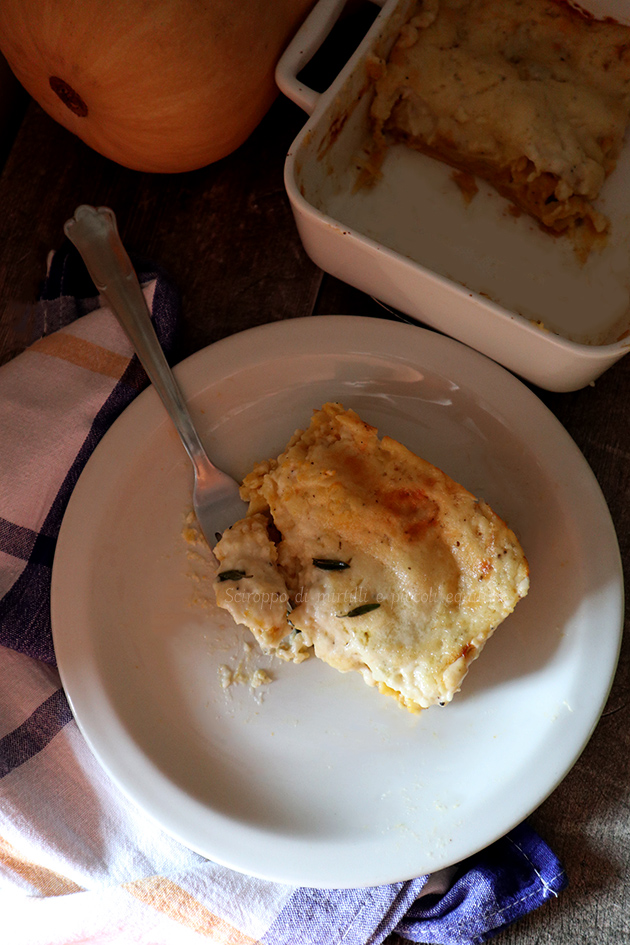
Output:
[{"xmin": 51, "ymin": 315, "xmax": 625, "ymax": 887}]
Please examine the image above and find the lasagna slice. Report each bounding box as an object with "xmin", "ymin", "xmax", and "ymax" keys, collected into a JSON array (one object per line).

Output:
[
  {"xmin": 368, "ymin": 0, "xmax": 630, "ymax": 256},
  {"xmin": 213, "ymin": 403, "xmax": 529, "ymax": 712}
]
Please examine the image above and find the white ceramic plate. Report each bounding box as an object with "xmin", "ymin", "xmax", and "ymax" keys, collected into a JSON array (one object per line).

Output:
[{"xmin": 51, "ymin": 316, "xmax": 623, "ymax": 888}]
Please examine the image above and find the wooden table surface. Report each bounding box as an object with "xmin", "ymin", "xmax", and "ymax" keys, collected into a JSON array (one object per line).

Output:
[{"xmin": 0, "ymin": 24, "xmax": 628, "ymax": 944}]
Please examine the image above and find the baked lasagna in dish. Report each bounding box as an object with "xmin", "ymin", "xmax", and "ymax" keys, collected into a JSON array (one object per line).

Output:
[
  {"xmin": 213, "ymin": 403, "xmax": 529, "ymax": 711},
  {"xmin": 368, "ymin": 0, "xmax": 630, "ymax": 256}
]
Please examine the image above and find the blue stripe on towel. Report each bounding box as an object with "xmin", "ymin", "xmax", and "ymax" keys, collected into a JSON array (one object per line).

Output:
[
  {"xmin": 0, "ymin": 247, "xmax": 179, "ymax": 665},
  {"xmin": 0, "ymin": 357, "xmax": 145, "ymax": 663},
  {"xmin": 0, "ymin": 688, "xmax": 73, "ymax": 778},
  {"xmin": 260, "ymin": 823, "xmax": 568, "ymax": 945},
  {"xmin": 0, "ymin": 518, "xmax": 56, "ymax": 565},
  {"xmin": 261, "ymin": 879, "xmax": 428, "ymax": 945},
  {"xmin": 394, "ymin": 822, "xmax": 568, "ymax": 944}
]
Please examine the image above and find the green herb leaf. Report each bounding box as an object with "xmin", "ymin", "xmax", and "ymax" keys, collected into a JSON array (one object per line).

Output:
[
  {"xmin": 313, "ymin": 558, "xmax": 350, "ymax": 571},
  {"xmin": 217, "ymin": 569, "xmax": 252, "ymax": 582},
  {"xmin": 339, "ymin": 602, "xmax": 380, "ymax": 618}
]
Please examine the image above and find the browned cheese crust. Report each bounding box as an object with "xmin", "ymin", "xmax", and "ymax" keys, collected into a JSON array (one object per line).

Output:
[
  {"xmin": 368, "ymin": 0, "xmax": 630, "ymax": 258},
  {"xmin": 214, "ymin": 403, "xmax": 529, "ymax": 711}
]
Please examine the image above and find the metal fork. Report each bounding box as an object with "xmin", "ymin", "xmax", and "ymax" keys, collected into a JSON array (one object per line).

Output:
[{"xmin": 64, "ymin": 204, "xmax": 247, "ymax": 550}]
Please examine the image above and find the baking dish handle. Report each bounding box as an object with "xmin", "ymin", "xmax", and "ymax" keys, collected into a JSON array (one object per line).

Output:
[{"xmin": 276, "ymin": 0, "xmax": 384, "ymax": 115}]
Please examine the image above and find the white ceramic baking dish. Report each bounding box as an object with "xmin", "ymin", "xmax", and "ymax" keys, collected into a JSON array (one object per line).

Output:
[{"xmin": 277, "ymin": 0, "xmax": 630, "ymax": 390}]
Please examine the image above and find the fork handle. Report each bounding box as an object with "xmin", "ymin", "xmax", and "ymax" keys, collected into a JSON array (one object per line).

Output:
[{"xmin": 64, "ymin": 205, "xmax": 209, "ymax": 472}]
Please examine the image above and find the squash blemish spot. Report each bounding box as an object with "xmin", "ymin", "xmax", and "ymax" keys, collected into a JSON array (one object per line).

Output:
[{"xmin": 49, "ymin": 77, "xmax": 88, "ymax": 117}]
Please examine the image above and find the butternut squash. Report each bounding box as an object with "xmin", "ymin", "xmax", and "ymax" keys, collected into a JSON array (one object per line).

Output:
[{"xmin": 0, "ymin": 0, "xmax": 314, "ymax": 172}]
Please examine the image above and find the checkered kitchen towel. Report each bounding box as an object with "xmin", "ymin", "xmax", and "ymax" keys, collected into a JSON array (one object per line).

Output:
[{"xmin": 0, "ymin": 243, "xmax": 567, "ymax": 944}]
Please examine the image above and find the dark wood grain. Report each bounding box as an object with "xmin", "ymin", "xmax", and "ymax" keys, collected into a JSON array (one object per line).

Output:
[
  {"xmin": 0, "ymin": 0, "xmax": 381, "ymax": 367},
  {"xmin": 0, "ymin": 28, "xmax": 628, "ymax": 943},
  {"xmin": 0, "ymin": 95, "xmax": 324, "ymax": 366}
]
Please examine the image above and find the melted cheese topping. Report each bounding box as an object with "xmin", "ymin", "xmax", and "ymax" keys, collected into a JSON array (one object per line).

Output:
[
  {"xmin": 214, "ymin": 403, "xmax": 529, "ymax": 711},
  {"xmin": 369, "ymin": 0, "xmax": 630, "ymax": 246}
]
